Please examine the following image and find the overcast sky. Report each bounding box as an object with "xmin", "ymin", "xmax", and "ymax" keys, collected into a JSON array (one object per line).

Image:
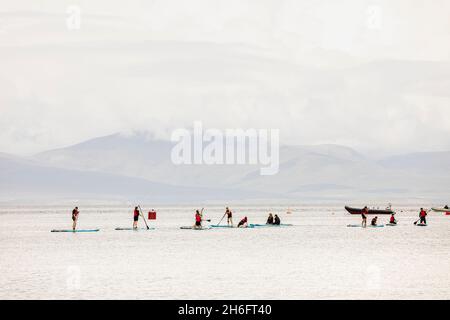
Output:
[{"xmin": 0, "ymin": 0, "xmax": 449, "ymax": 155}]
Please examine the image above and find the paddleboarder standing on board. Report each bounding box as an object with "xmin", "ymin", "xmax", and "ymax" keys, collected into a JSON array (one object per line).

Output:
[
  {"xmin": 194, "ymin": 210, "xmax": 202, "ymax": 229},
  {"xmin": 225, "ymin": 207, "xmax": 233, "ymax": 226},
  {"xmin": 419, "ymin": 208, "xmax": 427, "ymax": 225},
  {"xmin": 361, "ymin": 206, "xmax": 368, "ymax": 228},
  {"xmin": 133, "ymin": 206, "xmax": 139, "ymax": 229},
  {"xmin": 72, "ymin": 207, "xmax": 79, "ymax": 231}
]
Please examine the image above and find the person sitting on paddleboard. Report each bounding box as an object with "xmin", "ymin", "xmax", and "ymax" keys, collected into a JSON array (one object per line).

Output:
[
  {"xmin": 266, "ymin": 213, "xmax": 274, "ymax": 224},
  {"xmin": 389, "ymin": 214, "xmax": 397, "ymax": 225},
  {"xmin": 274, "ymin": 214, "xmax": 281, "ymax": 225},
  {"xmin": 133, "ymin": 206, "xmax": 140, "ymax": 229},
  {"xmin": 371, "ymin": 216, "xmax": 378, "ymax": 226},
  {"xmin": 237, "ymin": 216, "xmax": 248, "ymax": 228},
  {"xmin": 444, "ymin": 205, "xmax": 449, "ymax": 209},
  {"xmin": 419, "ymin": 208, "xmax": 427, "ymax": 225},
  {"xmin": 72, "ymin": 207, "xmax": 79, "ymax": 231},
  {"xmin": 361, "ymin": 206, "xmax": 368, "ymax": 228},
  {"xmin": 195, "ymin": 210, "xmax": 202, "ymax": 228},
  {"xmin": 225, "ymin": 207, "xmax": 233, "ymax": 226}
]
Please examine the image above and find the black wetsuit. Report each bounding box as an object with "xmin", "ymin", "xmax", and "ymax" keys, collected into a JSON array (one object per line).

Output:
[
  {"xmin": 274, "ymin": 216, "xmax": 281, "ymax": 225},
  {"xmin": 266, "ymin": 216, "xmax": 274, "ymax": 224}
]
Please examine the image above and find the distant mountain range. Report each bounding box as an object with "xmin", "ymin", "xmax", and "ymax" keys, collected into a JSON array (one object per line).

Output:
[{"xmin": 1, "ymin": 132, "xmax": 448, "ymax": 202}]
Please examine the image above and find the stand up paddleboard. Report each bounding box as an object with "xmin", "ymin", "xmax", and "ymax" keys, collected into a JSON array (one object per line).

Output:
[
  {"xmin": 249, "ymin": 223, "xmax": 293, "ymax": 228},
  {"xmin": 416, "ymin": 223, "xmax": 427, "ymax": 227},
  {"xmin": 51, "ymin": 229, "xmax": 99, "ymax": 232},
  {"xmin": 347, "ymin": 224, "xmax": 384, "ymax": 228},
  {"xmin": 180, "ymin": 226, "xmax": 211, "ymax": 230},
  {"xmin": 386, "ymin": 223, "xmax": 398, "ymax": 226},
  {"xmin": 210, "ymin": 225, "xmax": 235, "ymax": 228},
  {"xmin": 115, "ymin": 227, "xmax": 155, "ymax": 230}
]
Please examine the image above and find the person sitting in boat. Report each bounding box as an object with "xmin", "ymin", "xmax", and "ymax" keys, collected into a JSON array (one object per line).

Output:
[
  {"xmin": 361, "ymin": 206, "xmax": 368, "ymax": 228},
  {"xmin": 274, "ymin": 214, "xmax": 281, "ymax": 225},
  {"xmin": 237, "ymin": 216, "xmax": 248, "ymax": 228},
  {"xmin": 371, "ymin": 216, "xmax": 378, "ymax": 226},
  {"xmin": 419, "ymin": 208, "xmax": 427, "ymax": 225},
  {"xmin": 72, "ymin": 207, "xmax": 79, "ymax": 231},
  {"xmin": 266, "ymin": 213, "xmax": 274, "ymax": 224},
  {"xmin": 389, "ymin": 214, "xmax": 397, "ymax": 225},
  {"xmin": 194, "ymin": 210, "xmax": 202, "ymax": 228},
  {"xmin": 133, "ymin": 206, "xmax": 140, "ymax": 229},
  {"xmin": 444, "ymin": 205, "xmax": 449, "ymax": 209}
]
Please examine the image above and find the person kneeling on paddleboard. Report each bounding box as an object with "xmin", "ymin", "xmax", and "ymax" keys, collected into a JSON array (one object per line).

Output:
[
  {"xmin": 371, "ymin": 216, "xmax": 378, "ymax": 226},
  {"xmin": 419, "ymin": 208, "xmax": 427, "ymax": 225},
  {"xmin": 237, "ymin": 216, "xmax": 248, "ymax": 228},
  {"xmin": 361, "ymin": 206, "xmax": 368, "ymax": 228},
  {"xmin": 133, "ymin": 206, "xmax": 140, "ymax": 229},
  {"xmin": 194, "ymin": 210, "xmax": 202, "ymax": 229},
  {"xmin": 389, "ymin": 214, "xmax": 397, "ymax": 225},
  {"xmin": 274, "ymin": 214, "xmax": 281, "ymax": 225},
  {"xmin": 72, "ymin": 207, "xmax": 79, "ymax": 231},
  {"xmin": 266, "ymin": 213, "xmax": 274, "ymax": 224}
]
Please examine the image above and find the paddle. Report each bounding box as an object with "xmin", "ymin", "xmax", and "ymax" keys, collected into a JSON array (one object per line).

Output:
[
  {"xmin": 414, "ymin": 209, "xmax": 429, "ymax": 225},
  {"xmin": 216, "ymin": 213, "xmax": 227, "ymax": 226},
  {"xmin": 199, "ymin": 208, "xmax": 212, "ymax": 222},
  {"xmin": 138, "ymin": 205, "xmax": 150, "ymax": 230}
]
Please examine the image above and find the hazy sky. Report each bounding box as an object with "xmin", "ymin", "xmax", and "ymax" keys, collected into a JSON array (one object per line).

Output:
[{"xmin": 0, "ymin": 0, "xmax": 449, "ymax": 155}]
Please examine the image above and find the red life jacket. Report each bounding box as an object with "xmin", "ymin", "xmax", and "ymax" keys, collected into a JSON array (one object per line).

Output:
[
  {"xmin": 390, "ymin": 216, "xmax": 395, "ymax": 223},
  {"xmin": 420, "ymin": 210, "xmax": 427, "ymax": 217},
  {"xmin": 134, "ymin": 209, "xmax": 139, "ymax": 218},
  {"xmin": 195, "ymin": 214, "xmax": 201, "ymax": 222}
]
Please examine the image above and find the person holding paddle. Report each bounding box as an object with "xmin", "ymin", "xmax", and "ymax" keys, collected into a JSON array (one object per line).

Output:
[
  {"xmin": 225, "ymin": 207, "xmax": 233, "ymax": 226},
  {"xmin": 418, "ymin": 208, "xmax": 427, "ymax": 225},
  {"xmin": 72, "ymin": 207, "xmax": 79, "ymax": 231},
  {"xmin": 194, "ymin": 209, "xmax": 203, "ymax": 229},
  {"xmin": 133, "ymin": 206, "xmax": 140, "ymax": 229}
]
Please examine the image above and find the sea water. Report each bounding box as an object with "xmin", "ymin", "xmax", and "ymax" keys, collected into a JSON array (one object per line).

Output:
[{"xmin": 0, "ymin": 203, "xmax": 449, "ymax": 299}]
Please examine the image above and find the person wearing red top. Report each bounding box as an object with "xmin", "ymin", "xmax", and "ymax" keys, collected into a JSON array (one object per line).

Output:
[
  {"xmin": 133, "ymin": 206, "xmax": 140, "ymax": 229},
  {"xmin": 389, "ymin": 214, "xmax": 397, "ymax": 224},
  {"xmin": 71, "ymin": 207, "xmax": 79, "ymax": 231},
  {"xmin": 194, "ymin": 210, "xmax": 202, "ymax": 229},
  {"xmin": 419, "ymin": 208, "xmax": 427, "ymax": 225}
]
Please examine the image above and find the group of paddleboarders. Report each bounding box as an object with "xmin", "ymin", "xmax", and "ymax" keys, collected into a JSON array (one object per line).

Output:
[
  {"xmin": 69, "ymin": 205, "xmax": 152, "ymax": 231},
  {"xmin": 191, "ymin": 208, "xmax": 283, "ymax": 229},
  {"xmin": 359, "ymin": 206, "xmax": 431, "ymax": 227},
  {"xmin": 68, "ymin": 204, "xmax": 437, "ymax": 231}
]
